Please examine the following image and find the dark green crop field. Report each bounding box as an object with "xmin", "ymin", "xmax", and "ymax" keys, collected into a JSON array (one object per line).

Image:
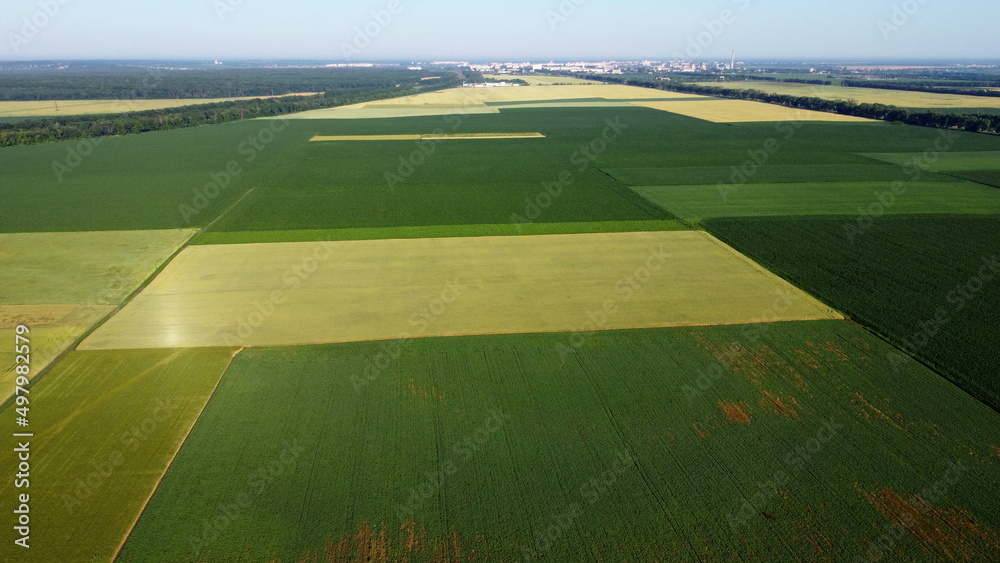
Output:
[
  {"xmin": 605, "ymin": 164, "xmax": 955, "ymax": 187},
  {"xmin": 947, "ymin": 169, "xmax": 1000, "ymax": 189},
  {"xmin": 705, "ymin": 216, "xmax": 1000, "ymax": 412},
  {"xmin": 118, "ymin": 322, "xmax": 1000, "ymax": 562}
]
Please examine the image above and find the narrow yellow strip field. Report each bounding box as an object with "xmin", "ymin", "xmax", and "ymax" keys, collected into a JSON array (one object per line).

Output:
[
  {"xmin": 309, "ymin": 132, "xmax": 545, "ymax": 141},
  {"xmin": 80, "ymin": 231, "xmax": 841, "ymax": 350}
]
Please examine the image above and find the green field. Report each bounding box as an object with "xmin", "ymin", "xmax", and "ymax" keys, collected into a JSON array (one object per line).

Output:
[
  {"xmin": 5, "ymin": 106, "xmax": 1000, "ymax": 236},
  {"xmin": 705, "ymin": 216, "xmax": 1000, "ymax": 412},
  {"xmin": 119, "ymin": 322, "xmax": 1000, "ymax": 561},
  {"xmin": 946, "ymin": 169, "xmax": 1000, "ymax": 189},
  {"xmin": 605, "ymin": 164, "xmax": 954, "ymax": 186},
  {"xmin": 863, "ymin": 151, "xmax": 1000, "ymax": 172},
  {"xmin": 191, "ymin": 219, "xmax": 688, "ymax": 245},
  {"xmin": 0, "ymin": 348, "xmax": 236, "ymax": 562},
  {"xmin": 633, "ymin": 181, "xmax": 1000, "ymax": 220}
]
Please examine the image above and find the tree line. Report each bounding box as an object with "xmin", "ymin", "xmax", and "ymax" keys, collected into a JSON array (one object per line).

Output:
[
  {"xmin": 582, "ymin": 74, "xmax": 1000, "ymax": 134},
  {"xmin": 0, "ymin": 74, "xmax": 462, "ymax": 147},
  {"xmin": 0, "ymin": 67, "xmax": 442, "ymax": 101}
]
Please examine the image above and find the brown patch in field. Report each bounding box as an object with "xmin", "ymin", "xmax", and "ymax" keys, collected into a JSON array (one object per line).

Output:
[
  {"xmin": 0, "ymin": 304, "xmax": 79, "ymax": 328},
  {"xmin": 852, "ymin": 393, "xmax": 905, "ymax": 430},
  {"xmin": 758, "ymin": 391, "xmax": 799, "ymax": 419},
  {"xmin": 691, "ymin": 423, "xmax": 710, "ymax": 439},
  {"xmin": 321, "ymin": 522, "xmax": 475, "ymax": 562},
  {"xmin": 667, "ymin": 430, "xmax": 677, "ymax": 441},
  {"xmin": 692, "ymin": 331, "xmax": 813, "ymax": 412},
  {"xmin": 794, "ymin": 349, "xmax": 823, "ymax": 370},
  {"xmin": 861, "ymin": 487, "xmax": 1000, "ymax": 560},
  {"xmin": 407, "ymin": 378, "xmax": 445, "ymax": 403},
  {"xmin": 719, "ymin": 401, "xmax": 752, "ymax": 424},
  {"xmin": 992, "ymin": 445, "xmax": 1000, "ymax": 457}
]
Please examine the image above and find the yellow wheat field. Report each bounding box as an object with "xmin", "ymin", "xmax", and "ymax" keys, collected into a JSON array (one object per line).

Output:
[{"xmin": 80, "ymin": 231, "xmax": 841, "ymax": 350}]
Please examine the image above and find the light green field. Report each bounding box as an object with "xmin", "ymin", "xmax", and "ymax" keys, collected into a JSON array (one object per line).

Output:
[
  {"xmin": 192, "ymin": 220, "xmax": 690, "ymax": 245},
  {"xmin": 863, "ymin": 151, "xmax": 1000, "ymax": 172},
  {"xmin": 634, "ymin": 181, "xmax": 1000, "ymax": 219},
  {"xmin": 0, "ymin": 305, "xmax": 114, "ymax": 401},
  {"xmin": 697, "ymin": 81, "xmax": 1000, "ymax": 109},
  {"xmin": 79, "ymin": 231, "xmax": 840, "ymax": 350},
  {"xmin": 0, "ymin": 93, "xmax": 321, "ymax": 117},
  {"xmin": 0, "ymin": 230, "xmax": 196, "ymax": 305},
  {"xmin": 629, "ymin": 99, "xmax": 873, "ymax": 123},
  {"xmin": 0, "ymin": 348, "xmax": 236, "ymax": 562}
]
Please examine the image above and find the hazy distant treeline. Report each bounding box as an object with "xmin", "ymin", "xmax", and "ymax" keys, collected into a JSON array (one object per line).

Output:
[{"xmin": 0, "ymin": 68, "xmax": 443, "ymax": 101}]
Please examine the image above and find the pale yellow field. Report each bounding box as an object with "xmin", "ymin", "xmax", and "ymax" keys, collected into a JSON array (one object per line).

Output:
[
  {"xmin": 484, "ymin": 74, "xmax": 600, "ymax": 85},
  {"xmin": 629, "ymin": 99, "xmax": 874, "ymax": 123},
  {"xmin": 695, "ymin": 81, "xmax": 1000, "ymax": 109},
  {"xmin": 309, "ymin": 133, "xmax": 545, "ymax": 141},
  {"xmin": 0, "ymin": 229, "xmax": 197, "ymax": 305},
  {"xmin": 284, "ymin": 83, "xmax": 706, "ymax": 119},
  {"xmin": 0, "ymin": 93, "xmax": 321, "ymax": 117},
  {"xmin": 0, "ymin": 305, "xmax": 114, "ymax": 402},
  {"xmin": 80, "ymin": 231, "xmax": 841, "ymax": 350}
]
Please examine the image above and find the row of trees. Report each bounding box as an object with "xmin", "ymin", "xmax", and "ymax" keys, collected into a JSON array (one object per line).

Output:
[
  {"xmin": 583, "ymin": 75, "xmax": 1000, "ymax": 134},
  {"xmin": 0, "ymin": 75, "xmax": 462, "ymax": 147},
  {"xmin": 0, "ymin": 68, "xmax": 445, "ymax": 101}
]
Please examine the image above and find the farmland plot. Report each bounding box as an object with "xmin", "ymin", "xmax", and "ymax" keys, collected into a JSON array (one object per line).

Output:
[
  {"xmin": 118, "ymin": 322, "xmax": 1000, "ymax": 561},
  {"xmin": 0, "ymin": 230, "xmax": 196, "ymax": 305},
  {"xmin": 0, "ymin": 348, "xmax": 236, "ymax": 563},
  {"xmin": 633, "ymin": 181, "xmax": 1000, "ymax": 219},
  {"xmin": 705, "ymin": 216, "xmax": 1000, "ymax": 412},
  {"xmin": 79, "ymin": 231, "xmax": 840, "ymax": 350}
]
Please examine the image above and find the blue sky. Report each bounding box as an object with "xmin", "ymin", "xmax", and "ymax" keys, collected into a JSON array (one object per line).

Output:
[{"xmin": 2, "ymin": 0, "xmax": 997, "ymax": 61}]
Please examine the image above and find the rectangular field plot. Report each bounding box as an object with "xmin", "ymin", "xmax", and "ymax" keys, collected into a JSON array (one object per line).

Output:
[
  {"xmin": 0, "ymin": 230, "xmax": 197, "ymax": 305},
  {"xmin": 79, "ymin": 231, "xmax": 840, "ymax": 350},
  {"xmin": 628, "ymin": 99, "xmax": 874, "ymax": 123},
  {"xmin": 604, "ymin": 164, "xmax": 949, "ymax": 187},
  {"xmin": 863, "ymin": 151, "xmax": 1000, "ymax": 171},
  {"xmin": 705, "ymin": 216, "xmax": 1000, "ymax": 412},
  {"xmin": 117, "ymin": 322, "xmax": 1000, "ymax": 562},
  {"xmin": 0, "ymin": 348, "xmax": 236, "ymax": 563},
  {"xmin": 634, "ymin": 181, "xmax": 1000, "ymax": 219}
]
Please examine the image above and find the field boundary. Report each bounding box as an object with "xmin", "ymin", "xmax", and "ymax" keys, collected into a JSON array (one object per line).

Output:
[{"xmin": 112, "ymin": 347, "xmax": 243, "ymax": 561}]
